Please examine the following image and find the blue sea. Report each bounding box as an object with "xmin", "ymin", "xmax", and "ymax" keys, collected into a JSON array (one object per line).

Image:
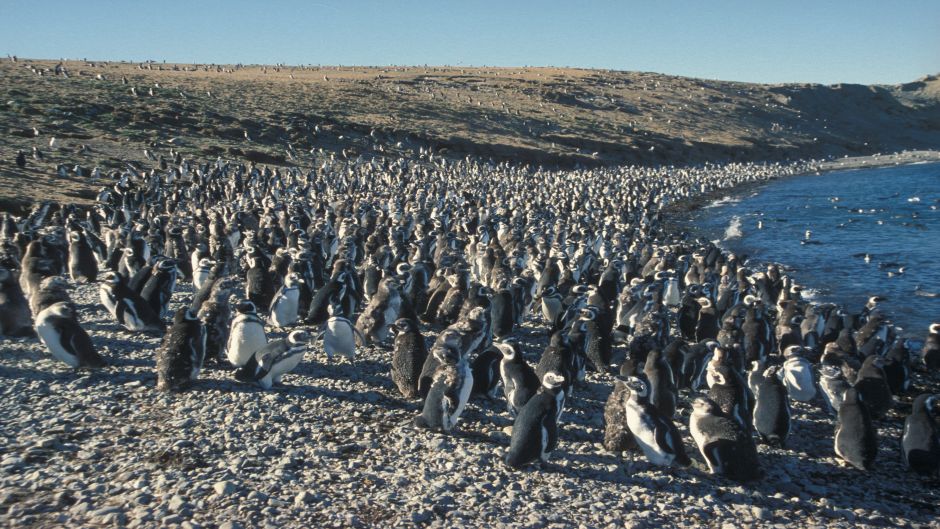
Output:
[{"xmin": 684, "ymin": 162, "xmax": 940, "ymax": 337}]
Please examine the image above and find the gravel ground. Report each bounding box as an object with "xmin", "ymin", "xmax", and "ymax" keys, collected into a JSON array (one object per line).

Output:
[{"xmin": 1, "ymin": 281, "xmax": 938, "ymax": 529}]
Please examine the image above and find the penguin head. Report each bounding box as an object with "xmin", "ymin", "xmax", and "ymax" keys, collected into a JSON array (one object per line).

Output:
[
  {"xmin": 175, "ymin": 308, "xmax": 198, "ymax": 323},
  {"xmin": 622, "ymin": 375, "xmax": 649, "ymax": 398},
  {"xmin": 761, "ymin": 365, "xmax": 782, "ymax": 379},
  {"xmin": 235, "ymin": 300, "xmax": 258, "ymax": 314},
  {"xmin": 287, "ymin": 330, "xmax": 312, "ymax": 345},
  {"xmin": 541, "ymin": 372, "xmax": 565, "ymax": 390},
  {"xmin": 157, "ymin": 259, "xmax": 177, "ymax": 271},
  {"xmin": 691, "ymin": 397, "xmax": 721, "ymax": 416},
  {"xmin": 819, "ymin": 364, "xmax": 842, "ymax": 379},
  {"xmin": 433, "ymin": 343, "xmax": 460, "ymax": 364},
  {"xmin": 47, "ymin": 301, "xmax": 74, "ymax": 319},
  {"xmin": 494, "ymin": 341, "xmax": 519, "ymax": 360},
  {"xmin": 390, "ymin": 317, "xmax": 416, "ymax": 335},
  {"xmin": 783, "ymin": 345, "xmax": 804, "ymax": 359},
  {"xmin": 102, "ymin": 271, "xmax": 122, "ymax": 285},
  {"xmin": 929, "ymin": 323, "xmax": 940, "ymax": 335},
  {"xmin": 198, "ymin": 257, "xmax": 216, "ymax": 269}
]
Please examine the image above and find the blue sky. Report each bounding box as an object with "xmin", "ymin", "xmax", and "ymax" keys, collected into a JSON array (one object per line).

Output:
[{"xmin": 1, "ymin": 0, "xmax": 937, "ymax": 84}]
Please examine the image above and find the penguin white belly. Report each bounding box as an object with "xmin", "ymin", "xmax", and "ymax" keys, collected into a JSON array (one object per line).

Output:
[
  {"xmin": 194, "ymin": 269, "xmax": 210, "ymax": 291},
  {"xmin": 120, "ymin": 300, "xmax": 146, "ymax": 330},
  {"xmin": 35, "ymin": 316, "xmax": 80, "ymax": 367},
  {"xmin": 324, "ymin": 318, "xmax": 356, "ymax": 359},
  {"xmin": 270, "ymin": 290, "xmax": 299, "ymax": 327},
  {"xmin": 227, "ymin": 325, "xmax": 267, "ymax": 366},
  {"xmin": 540, "ymin": 424, "xmax": 549, "ymax": 461},
  {"xmin": 446, "ymin": 365, "xmax": 474, "ymax": 430},
  {"xmin": 100, "ymin": 289, "xmax": 117, "ymax": 316},
  {"xmin": 264, "ymin": 349, "xmax": 305, "ymax": 386},
  {"xmin": 625, "ymin": 403, "xmax": 671, "ymax": 465},
  {"xmin": 782, "ymin": 361, "xmax": 816, "ymax": 401}
]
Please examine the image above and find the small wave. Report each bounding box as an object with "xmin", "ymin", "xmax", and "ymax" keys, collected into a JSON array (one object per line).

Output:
[
  {"xmin": 705, "ymin": 196, "xmax": 741, "ymax": 209},
  {"xmin": 724, "ymin": 216, "xmax": 743, "ymax": 240}
]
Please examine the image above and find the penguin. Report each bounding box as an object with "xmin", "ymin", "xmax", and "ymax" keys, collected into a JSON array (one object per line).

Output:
[
  {"xmin": 853, "ymin": 355, "xmax": 893, "ymax": 420},
  {"xmin": 752, "ymin": 365, "xmax": 791, "ymax": 447},
  {"xmin": 603, "ymin": 376, "xmax": 638, "ymax": 453},
  {"xmin": 0, "ymin": 267, "xmax": 33, "ymax": 336},
  {"xmin": 901, "ymin": 394, "xmax": 939, "ymax": 476},
  {"xmin": 882, "ymin": 339, "xmax": 911, "ymax": 395},
  {"xmin": 471, "ymin": 345, "xmax": 503, "ymax": 399},
  {"xmin": 99, "ymin": 272, "xmax": 164, "ymax": 333},
  {"xmin": 235, "ymin": 330, "xmax": 311, "ymax": 389},
  {"xmin": 819, "ymin": 364, "xmax": 851, "ymax": 417},
  {"xmin": 922, "ymin": 323, "xmax": 940, "ymax": 370},
  {"xmin": 689, "ymin": 397, "xmax": 762, "ymax": 481},
  {"xmin": 193, "ymin": 258, "xmax": 215, "ymax": 291},
  {"xmin": 34, "ymin": 302, "xmax": 106, "ymax": 368},
  {"xmin": 779, "ymin": 346, "xmax": 817, "ymax": 403},
  {"xmin": 29, "ymin": 276, "xmax": 72, "ymax": 318},
  {"xmin": 540, "ymin": 285, "xmax": 564, "ymax": 328},
  {"xmin": 67, "ymin": 230, "xmax": 98, "ymax": 283},
  {"xmin": 389, "ymin": 317, "xmax": 427, "ymax": 399},
  {"xmin": 504, "ymin": 372, "xmax": 567, "ymax": 469},
  {"xmin": 322, "ymin": 304, "xmax": 365, "ymax": 362},
  {"xmin": 834, "ymin": 387, "xmax": 878, "ymax": 471},
  {"xmin": 140, "ymin": 259, "xmax": 178, "ymax": 318},
  {"xmin": 156, "ymin": 308, "xmax": 206, "ymax": 392},
  {"xmin": 643, "ymin": 349, "xmax": 677, "ymax": 419},
  {"xmin": 694, "ymin": 297, "xmax": 719, "ymax": 342},
  {"xmin": 414, "ymin": 342, "xmax": 473, "ymax": 433},
  {"xmin": 356, "ymin": 276, "xmax": 402, "ymax": 345},
  {"xmin": 707, "ymin": 363, "xmax": 751, "ymax": 431},
  {"xmin": 269, "ymin": 272, "xmax": 303, "ymax": 327},
  {"xmin": 245, "ymin": 255, "xmax": 276, "ymax": 312},
  {"xmin": 225, "ymin": 300, "xmax": 267, "ymax": 367},
  {"xmin": 497, "ymin": 341, "xmax": 540, "ymax": 417},
  {"xmin": 621, "ymin": 375, "xmax": 691, "ymax": 468},
  {"xmin": 490, "ymin": 279, "xmax": 516, "ymax": 338}
]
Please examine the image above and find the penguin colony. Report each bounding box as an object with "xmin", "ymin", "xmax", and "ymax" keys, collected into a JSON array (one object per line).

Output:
[{"xmin": 0, "ymin": 152, "xmax": 938, "ymax": 481}]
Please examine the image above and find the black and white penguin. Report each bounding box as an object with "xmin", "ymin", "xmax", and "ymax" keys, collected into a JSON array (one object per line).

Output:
[
  {"xmin": 497, "ymin": 341, "xmax": 540, "ymax": 417},
  {"xmin": 504, "ymin": 372, "xmax": 567, "ymax": 469},
  {"xmin": 99, "ymin": 272, "xmax": 165, "ymax": 333},
  {"xmin": 644, "ymin": 349, "xmax": 677, "ymax": 419},
  {"xmin": 834, "ymin": 387, "xmax": 878, "ymax": 471},
  {"xmin": 689, "ymin": 397, "xmax": 762, "ymax": 481},
  {"xmin": 853, "ymin": 355, "xmax": 893, "ymax": 420},
  {"xmin": 621, "ymin": 375, "xmax": 691, "ymax": 468},
  {"xmin": 490, "ymin": 279, "xmax": 516, "ymax": 338},
  {"xmin": 752, "ymin": 365, "xmax": 791, "ymax": 446},
  {"xmin": 34, "ymin": 302, "xmax": 106, "ymax": 368},
  {"xmin": 695, "ymin": 297, "xmax": 719, "ymax": 342},
  {"xmin": 780, "ymin": 346, "xmax": 817, "ymax": 403},
  {"xmin": 603, "ymin": 376, "xmax": 638, "ymax": 453},
  {"xmin": 390, "ymin": 317, "xmax": 427, "ymax": 399},
  {"xmin": 67, "ymin": 230, "xmax": 98, "ymax": 283},
  {"xmin": 540, "ymin": 285, "xmax": 564, "ymax": 328},
  {"xmin": 0, "ymin": 267, "xmax": 33, "ymax": 336},
  {"xmin": 140, "ymin": 259, "xmax": 178, "ymax": 318},
  {"xmin": 225, "ymin": 300, "xmax": 267, "ymax": 367},
  {"xmin": 29, "ymin": 276, "xmax": 72, "ymax": 319},
  {"xmin": 921, "ymin": 323, "xmax": 939, "ymax": 371},
  {"xmin": 322, "ymin": 304, "xmax": 365, "ymax": 362},
  {"xmin": 269, "ymin": 272, "xmax": 303, "ymax": 327},
  {"xmin": 901, "ymin": 394, "xmax": 939, "ymax": 476},
  {"xmin": 235, "ymin": 330, "xmax": 311, "ymax": 389},
  {"xmin": 471, "ymin": 345, "xmax": 503, "ymax": 399},
  {"xmin": 156, "ymin": 308, "xmax": 206, "ymax": 392},
  {"xmin": 819, "ymin": 364, "xmax": 851, "ymax": 417},
  {"xmin": 414, "ymin": 342, "xmax": 474, "ymax": 433},
  {"xmin": 356, "ymin": 276, "xmax": 402, "ymax": 345},
  {"xmin": 193, "ymin": 258, "xmax": 215, "ymax": 291}
]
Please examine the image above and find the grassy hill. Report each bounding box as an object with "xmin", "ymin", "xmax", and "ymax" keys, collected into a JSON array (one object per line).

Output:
[{"xmin": 1, "ymin": 58, "xmax": 938, "ymax": 209}]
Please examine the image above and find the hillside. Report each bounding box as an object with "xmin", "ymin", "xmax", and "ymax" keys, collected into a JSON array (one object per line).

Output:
[{"xmin": 1, "ymin": 59, "xmax": 939, "ymax": 208}]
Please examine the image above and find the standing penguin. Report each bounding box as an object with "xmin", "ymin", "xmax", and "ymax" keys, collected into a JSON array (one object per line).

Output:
[
  {"xmin": 819, "ymin": 364, "xmax": 851, "ymax": 417},
  {"xmin": 834, "ymin": 387, "xmax": 878, "ymax": 470},
  {"xmin": 193, "ymin": 258, "xmax": 215, "ymax": 291},
  {"xmin": 621, "ymin": 376, "xmax": 691, "ymax": 468},
  {"xmin": 689, "ymin": 397, "xmax": 762, "ymax": 481},
  {"xmin": 99, "ymin": 272, "xmax": 165, "ymax": 333},
  {"xmin": 389, "ymin": 318, "xmax": 427, "ymax": 399},
  {"xmin": 140, "ymin": 259, "xmax": 178, "ymax": 318},
  {"xmin": 67, "ymin": 230, "xmax": 98, "ymax": 283},
  {"xmin": 235, "ymin": 330, "xmax": 311, "ymax": 389},
  {"xmin": 695, "ymin": 297, "xmax": 719, "ymax": 342},
  {"xmin": 902, "ymin": 394, "xmax": 939, "ymax": 476},
  {"xmin": 269, "ymin": 272, "xmax": 303, "ymax": 327},
  {"xmin": 356, "ymin": 276, "xmax": 402, "ymax": 345},
  {"xmin": 414, "ymin": 342, "xmax": 473, "ymax": 433},
  {"xmin": 779, "ymin": 346, "xmax": 817, "ymax": 403},
  {"xmin": 0, "ymin": 267, "xmax": 33, "ymax": 336},
  {"xmin": 225, "ymin": 300, "xmax": 267, "ymax": 367},
  {"xmin": 752, "ymin": 365, "xmax": 791, "ymax": 446},
  {"xmin": 853, "ymin": 355, "xmax": 893, "ymax": 420},
  {"xmin": 245, "ymin": 256, "xmax": 276, "ymax": 312},
  {"xmin": 504, "ymin": 372, "xmax": 567, "ymax": 469},
  {"xmin": 156, "ymin": 308, "xmax": 206, "ymax": 392},
  {"xmin": 322, "ymin": 304, "xmax": 365, "ymax": 363},
  {"xmin": 707, "ymin": 363, "xmax": 751, "ymax": 431},
  {"xmin": 34, "ymin": 302, "xmax": 106, "ymax": 368},
  {"xmin": 471, "ymin": 345, "xmax": 503, "ymax": 399},
  {"xmin": 644, "ymin": 349, "xmax": 677, "ymax": 419},
  {"xmin": 498, "ymin": 341, "xmax": 540, "ymax": 417},
  {"xmin": 603, "ymin": 376, "xmax": 638, "ymax": 453}
]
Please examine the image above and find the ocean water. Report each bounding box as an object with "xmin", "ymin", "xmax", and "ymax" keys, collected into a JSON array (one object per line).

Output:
[{"xmin": 685, "ymin": 161, "xmax": 940, "ymax": 337}]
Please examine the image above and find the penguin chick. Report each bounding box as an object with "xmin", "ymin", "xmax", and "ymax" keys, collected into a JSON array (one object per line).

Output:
[{"xmin": 156, "ymin": 308, "xmax": 206, "ymax": 392}]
